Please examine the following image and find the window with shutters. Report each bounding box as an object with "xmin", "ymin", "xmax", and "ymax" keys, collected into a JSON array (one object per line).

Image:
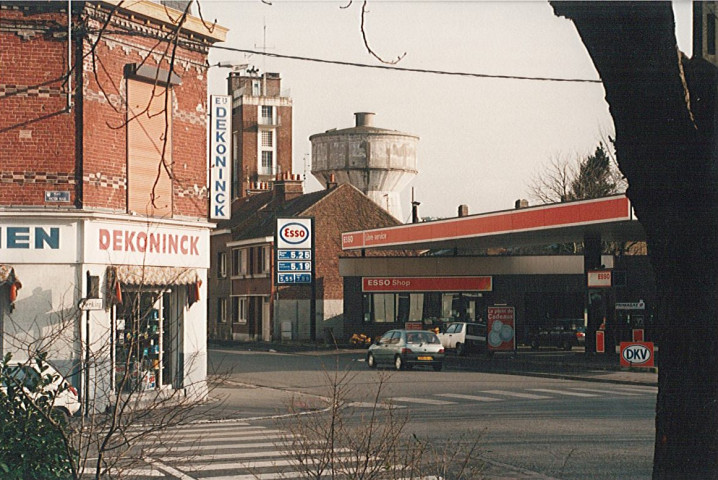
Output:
[{"xmin": 127, "ymin": 79, "xmax": 173, "ymax": 218}]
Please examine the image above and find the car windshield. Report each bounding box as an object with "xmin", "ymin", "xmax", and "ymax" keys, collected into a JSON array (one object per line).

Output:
[{"xmin": 407, "ymin": 332, "xmax": 439, "ymax": 344}]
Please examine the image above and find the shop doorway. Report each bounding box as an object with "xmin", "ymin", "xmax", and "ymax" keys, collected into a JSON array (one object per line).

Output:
[{"xmin": 115, "ymin": 290, "xmax": 174, "ymax": 392}]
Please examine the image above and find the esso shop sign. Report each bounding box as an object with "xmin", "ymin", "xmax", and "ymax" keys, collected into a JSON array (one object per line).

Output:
[
  {"xmin": 276, "ymin": 218, "xmax": 312, "ymax": 249},
  {"xmin": 620, "ymin": 342, "xmax": 655, "ymax": 368}
]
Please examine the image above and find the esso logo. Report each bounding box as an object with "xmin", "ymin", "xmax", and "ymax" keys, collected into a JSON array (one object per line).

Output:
[
  {"xmin": 622, "ymin": 344, "xmax": 652, "ymax": 365},
  {"xmin": 279, "ymin": 222, "xmax": 310, "ymax": 245}
]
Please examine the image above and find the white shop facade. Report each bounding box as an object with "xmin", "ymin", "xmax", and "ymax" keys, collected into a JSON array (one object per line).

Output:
[{"xmin": 0, "ymin": 212, "xmax": 210, "ymax": 412}]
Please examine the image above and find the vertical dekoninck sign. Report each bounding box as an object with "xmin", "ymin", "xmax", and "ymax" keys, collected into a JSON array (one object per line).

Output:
[
  {"xmin": 275, "ymin": 217, "xmax": 313, "ymax": 284},
  {"xmin": 209, "ymin": 95, "xmax": 231, "ymax": 220}
]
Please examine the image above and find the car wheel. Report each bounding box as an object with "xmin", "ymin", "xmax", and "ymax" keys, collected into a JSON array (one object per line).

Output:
[
  {"xmin": 394, "ymin": 355, "xmax": 403, "ymax": 371},
  {"xmin": 433, "ymin": 362, "xmax": 443, "ymax": 371},
  {"xmin": 455, "ymin": 343, "xmax": 464, "ymax": 356},
  {"xmin": 367, "ymin": 353, "xmax": 376, "ymax": 369},
  {"xmin": 562, "ymin": 341, "xmax": 573, "ymax": 351},
  {"xmin": 530, "ymin": 338, "xmax": 540, "ymax": 350}
]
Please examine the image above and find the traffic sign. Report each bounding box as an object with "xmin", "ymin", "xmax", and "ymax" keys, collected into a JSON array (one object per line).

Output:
[{"xmin": 78, "ymin": 298, "xmax": 103, "ymax": 311}]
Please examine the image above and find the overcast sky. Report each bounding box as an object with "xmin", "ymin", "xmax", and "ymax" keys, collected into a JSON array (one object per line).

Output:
[{"xmin": 203, "ymin": 1, "xmax": 693, "ymax": 221}]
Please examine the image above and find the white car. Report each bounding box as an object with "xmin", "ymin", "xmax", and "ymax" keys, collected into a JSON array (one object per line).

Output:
[
  {"xmin": 2, "ymin": 360, "xmax": 81, "ymax": 418},
  {"xmin": 437, "ymin": 322, "xmax": 490, "ymax": 356}
]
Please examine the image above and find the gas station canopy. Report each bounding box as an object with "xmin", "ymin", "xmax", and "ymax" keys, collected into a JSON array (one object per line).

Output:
[{"xmin": 342, "ymin": 195, "xmax": 646, "ymax": 252}]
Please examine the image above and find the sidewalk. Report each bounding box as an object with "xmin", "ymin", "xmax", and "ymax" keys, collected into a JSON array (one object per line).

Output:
[{"xmin": 448, "ymin": 348, "xmax": 658, "ymax": 386}]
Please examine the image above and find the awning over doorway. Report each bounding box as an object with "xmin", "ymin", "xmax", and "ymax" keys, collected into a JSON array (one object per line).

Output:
[{"xmin": 108, "ymin": 265, "xmax": 199, "ymax": 286}]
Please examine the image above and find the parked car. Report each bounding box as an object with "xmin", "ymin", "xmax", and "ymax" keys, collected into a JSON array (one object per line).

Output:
[
  {"xmin": 437, "ymin": 322, "xmax": 490, "ymax": 356},
  {"xmin": 367, "ymin": 329, "xmax": 445, "ymax": 371},
  {"xmin": 528, "ymin": 318, "xmax": 585, "ymax": 351},
  {"xmin": 1, "ymin": 360, "xmax": 81, "ymax": 419}
]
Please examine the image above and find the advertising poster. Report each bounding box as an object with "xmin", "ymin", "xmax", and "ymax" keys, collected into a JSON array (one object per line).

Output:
[{"xmin": 487, "ymin": 306, "xmax": 515, "ymax": 351}]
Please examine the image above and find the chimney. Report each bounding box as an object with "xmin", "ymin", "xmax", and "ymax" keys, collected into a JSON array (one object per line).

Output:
[
  {"xmin": 326, "ymin": 173, "xmax": 338, "ymax": 190},
  {"xmin": 515, "ymin": 199, "xmax": 529, "ymax": 209},
  {"xmin": 354, "ymin": 112, "xmax": 375, "ymax": 127},
  {"xmin": 273, "ymin": 173, "xmax": 304, "ymax": 204},
  {"xmin": 458, "ymin": 204, "xmax": 469, "ymax": 217}
]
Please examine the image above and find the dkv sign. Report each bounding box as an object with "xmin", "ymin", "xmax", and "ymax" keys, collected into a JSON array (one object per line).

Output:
[{"xmin": 620, "ymin": 342, "xmax": 655, "ymax": 368}]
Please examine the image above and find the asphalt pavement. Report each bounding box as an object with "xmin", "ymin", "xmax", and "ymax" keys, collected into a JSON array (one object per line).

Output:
[{"xmin": 197, "ymin": 341, "xmax": 657, "ymax": 423}]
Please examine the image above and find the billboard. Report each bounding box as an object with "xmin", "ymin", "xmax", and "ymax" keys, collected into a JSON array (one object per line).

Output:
[
  {"xmin": 209, "ymin": 95, "xmax": 231, "ymax": 220},
  {"xmin": 276, "ymin": 218, "xmax": 313, "ymax": 284}
]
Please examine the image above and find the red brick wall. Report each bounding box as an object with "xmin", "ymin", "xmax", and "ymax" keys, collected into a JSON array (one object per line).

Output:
[
  {"xmin": 276, "ymin": 104, "xmax": 292, "ymax": 177},
  {"xmin": 307, "ymin": 184, "xmax": 404, "ymax": 301},
  {"xmin": 1, "ymin": 3, "xmax": 211, "ymax": 218},
  {"xmin": 0, "ymin": 6, "xmax": 78, "ymax": 206},
  {"xmin": 80, "ymin": 10, "xmax": 209, "ymax": 218}
]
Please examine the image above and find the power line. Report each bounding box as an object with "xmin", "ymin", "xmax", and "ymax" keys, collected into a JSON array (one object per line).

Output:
[
  {"xmin": 80, "ymin": 24, "xmax": 602, "ymax": 84},
  {"xmin": 209, "ymin": 45, "xmax": 602, "ymax": 84}
]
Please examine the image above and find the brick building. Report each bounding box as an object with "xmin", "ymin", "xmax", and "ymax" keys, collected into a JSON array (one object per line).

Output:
[
  {"xmin": 0, "ymin": 1, "xmax": 226, "ymax": 411},
  {"xmin": 209, "ymin": 177, "xmax": 403, "ymax": 342},
  {"xmin": 227, "ymin": 70, "xmax": 293, "ymax": 200}
]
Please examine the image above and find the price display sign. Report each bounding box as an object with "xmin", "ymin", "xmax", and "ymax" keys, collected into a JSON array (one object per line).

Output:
[{"xmin": 276, "ymin": 218, "xmax": 314, "ymax": 285}]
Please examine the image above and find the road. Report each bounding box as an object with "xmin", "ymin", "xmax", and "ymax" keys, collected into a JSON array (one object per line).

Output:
[
  {"xmin": 201, "ymin": 347, "xmax": 655, "ymax": 480},
  {"xmin": 98, "ymin": 347, "xmax": 654, "ymax": 479}
]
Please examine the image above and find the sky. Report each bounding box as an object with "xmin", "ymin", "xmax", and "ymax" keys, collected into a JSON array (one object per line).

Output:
[{"xmin": 202, "ymin": 1, "xmax": 693, "ymax": 221}]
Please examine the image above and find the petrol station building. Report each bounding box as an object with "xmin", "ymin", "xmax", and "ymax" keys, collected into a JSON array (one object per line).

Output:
[{"xmin": 339, "ymin": 195, "xmax": 656, "ymax": 351}]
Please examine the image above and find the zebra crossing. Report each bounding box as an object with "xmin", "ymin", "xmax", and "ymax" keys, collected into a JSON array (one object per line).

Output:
[
  {"xmin": 378, "ymin": 384, "xmax": 655, "ymax": 408},
  {"xmin": 78, "ymin": 384, "xmax": 654, "ymax": 479}
]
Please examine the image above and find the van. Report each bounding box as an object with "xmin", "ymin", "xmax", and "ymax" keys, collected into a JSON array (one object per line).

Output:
[{"xmin": 437, "ymin": 322, "xmax": 489, "ymax": 356}]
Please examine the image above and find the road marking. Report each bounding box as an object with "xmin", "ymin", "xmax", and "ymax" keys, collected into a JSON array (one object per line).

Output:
[
  {"xmin": 436, "ymin": 393, "xmax": 502, "ymax": 402},
  {"xmin": 162, "ymin": 424, "xmax": 260, "ymax": 435},
  {"xmin": 183, "ymin": 455, "xmax": 355, "ymax": 471},
  {"xmin": 483, "ymin": 390, "xmax": 551, "ymax": 400},
  {"xmin": 161, "ymin": 448, "xmax": 352, "ymax": 464},
  {"xmin": 530, "ymin": 388, "xmax": 597, "ymax": 397},
  {"xmin": 81, "ymin": 466, "xmax": 165, "ymax": 477},
  {"xmin": 615, "ymin": 386, "xmax": 657, "ymax": 394},
  {"xmin": 165, "ymin": 428, "xmax": 281, "ymax": 439},
  {"xmin": 145, "ymin": 457, "xmax": 195, "ymax": 480},
  {"xmin": 569, "ymin": 387, "xmax": 642, "ymax": 396},
  {"xmin": 143, "ymin": 433, "xmax": 289, "ymax": 446},
  {"xmin": 347, "ymin": 401, "xmax": 399, "ymax": 409},
  {"xmin": 390, "ymin": 397, "xmax": 456, "ymax": 405},
  {"xmin": 147, "ymin": 440, "xmax": 307, "ymax": 454}
]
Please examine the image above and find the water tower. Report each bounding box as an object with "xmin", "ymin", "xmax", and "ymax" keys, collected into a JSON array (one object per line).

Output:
[{"xmin": 309, "ymin": 112, "xmax": 418, "ymax": 221}]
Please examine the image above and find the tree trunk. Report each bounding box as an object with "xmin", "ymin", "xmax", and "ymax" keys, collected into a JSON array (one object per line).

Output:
[{"xmin": 551, "ymin": 2, "xmax": 718, "ymax": 478}]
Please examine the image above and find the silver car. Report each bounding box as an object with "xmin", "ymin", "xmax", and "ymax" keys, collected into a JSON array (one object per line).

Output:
[{"xmin": 367, "ymin": 329, "xmax": 445, "ymax": 371}]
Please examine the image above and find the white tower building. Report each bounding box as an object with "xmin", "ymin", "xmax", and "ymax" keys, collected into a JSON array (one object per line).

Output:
[{"xmin": 309, "ymin": 112, "xmax": 418, "ymax": 221}]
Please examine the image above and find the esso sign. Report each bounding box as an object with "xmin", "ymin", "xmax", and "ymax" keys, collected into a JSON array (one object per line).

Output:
[
  {"xmin": 620, "ymin": 342, "xmax": 654, "ymax": 367},
  {"xmin": 279, "ymin": 224, "xmax": 308, "ymax": 243},
  {"xmin": 279, "ymin": 223, "xmax": 309, "ymax": 243},
  {"xmin": 276, "ymin": 218, "xmax": 312, "ymax": 249}
]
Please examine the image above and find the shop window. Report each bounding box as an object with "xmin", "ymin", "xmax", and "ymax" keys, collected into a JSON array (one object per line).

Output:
[
  {"xmin": 409, "ymin": 293, "xmax": 424, "ymax": 321},
  {"xmin": 217, "ymin": 297, "xmax": 227, "ymax": 323},
  {"xmin": 217, "ymin": 252, "xmax": 227, "ymax": 278},
  {"xmin": 127, "ymin": 79, "xmax": 173, "ymax": 218},
  {"xmin": 115, "ymin": 290, "xmax": 170, "ymax": 392},
  {"xmin": 373, "ymin": 294, "xmax": 396, "ymax": 323}
]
